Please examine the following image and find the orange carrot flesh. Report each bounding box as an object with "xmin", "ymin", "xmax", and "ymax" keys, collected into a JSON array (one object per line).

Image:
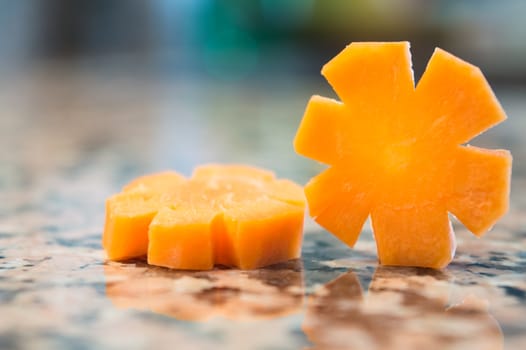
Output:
[
  {"xmin": 102, "ymin": 165, "xmax": 306, "ymax": 270},
  {"xmin": 222, "ymin": 200, "xmax": 305, "ymax": 269},
  {"xmin": 103, "ymin": 192, "xmax": 176, "ymax": 261},
  {"xmin": 148, "ymin": 206, "xmax": 217, "ymax": 270},
  {"xmin": 294, "ymin": 42, "xmax": 511, "ymax": 269}
]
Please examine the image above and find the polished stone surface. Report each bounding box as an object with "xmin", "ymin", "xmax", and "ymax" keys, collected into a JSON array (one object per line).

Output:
[{"xmin": 0, "ymin": 69, "xmax": 525, "ymax": 349}]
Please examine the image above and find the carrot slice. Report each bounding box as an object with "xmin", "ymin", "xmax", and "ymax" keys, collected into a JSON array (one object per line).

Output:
[
  {"xmin": 294, "ymin": 41, "xmax": 511, "ymax": 268},
  {"xmin": 102, "ymin": 165, "xmax": 306, "ymax": 270}
]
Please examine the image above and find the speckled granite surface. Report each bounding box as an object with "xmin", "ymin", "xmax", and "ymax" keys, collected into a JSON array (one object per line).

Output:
[{"xmin": 0, "ymin": 71, "xmax": 525, "ymax": 349}]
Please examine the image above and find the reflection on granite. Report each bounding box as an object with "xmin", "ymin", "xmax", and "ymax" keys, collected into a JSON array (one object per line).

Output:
[
  {"xmin": 105, "ymin": 259, "xmax": 304, "ymax": 321},
  {"xmin": 0, "ymin": 70, "xmax": 525, "ymax": 349},
  {"xmin": 304, "ymin": 268, "xmax": 502, "ymax": 350}
]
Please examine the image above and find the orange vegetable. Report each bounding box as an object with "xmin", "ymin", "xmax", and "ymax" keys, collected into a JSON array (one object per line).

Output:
[
  {"xmin": 294, "ymin": 42, "xmax": 512, "ymax": 268},
  {"xmin": 102, "ymin": 165, "xmax": 305, "ymax": 270}
]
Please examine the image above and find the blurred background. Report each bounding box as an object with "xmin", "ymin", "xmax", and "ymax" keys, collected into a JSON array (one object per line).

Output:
[
  {"xmin": 1, "ymin": 0, "xmax": 526, "ymax": 82},
  {"xmin": 0, "ymin": 0, "xmax": 525, "ymax": 192},
  {"xmin": 1, "ymin": 3, "xmax": 525, "ymax": 349}
]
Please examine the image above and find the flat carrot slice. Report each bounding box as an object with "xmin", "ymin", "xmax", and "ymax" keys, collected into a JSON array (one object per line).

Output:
[
  {"xmin": 294, "ymin": 41, "xmax": 511, "ymax": 269},
  {"xmin": 102, "ymin": 164, "xmax": 306, "ymax": 270}
]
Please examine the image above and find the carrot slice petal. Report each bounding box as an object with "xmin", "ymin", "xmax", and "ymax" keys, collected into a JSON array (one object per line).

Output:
[
  {"xmin": 305, "ymin": 167, "xmax": 372, "ymax": 247},
  {"xmin": 294, "ymin": 95, "xmax": 350, "ymax": 165},
  {"xmin": 371, "ymin": 203, "xmax": 456, "ymax": 269},
  {"xmin": 447, "ymin": 146, "xmax": 512, "ymax": 236},
  {"xmin": 322, "ymin": 42, "xmax": 414, "ymax": 117},
  {"xmin": 416, "ymin": 48, "xmax": 507, "ymax": 144}
]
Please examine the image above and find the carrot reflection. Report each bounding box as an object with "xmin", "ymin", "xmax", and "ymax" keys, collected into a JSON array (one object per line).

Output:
[
  {"xmin": 303, "ymin": 267, "xmax": 503, "ymax": 350},
  {"xmin": 104, "ymin": 259, "xmax": 304, "ymax": 321}
]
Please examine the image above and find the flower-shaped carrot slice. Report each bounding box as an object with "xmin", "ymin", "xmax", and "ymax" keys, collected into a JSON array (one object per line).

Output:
[
  {"xmin": 294, "ymin": 42, "xmax": 512, "ymax": 269},
  {"xmin": 103, "ymin": 165, "xmax": 305, "ymax": 270}
]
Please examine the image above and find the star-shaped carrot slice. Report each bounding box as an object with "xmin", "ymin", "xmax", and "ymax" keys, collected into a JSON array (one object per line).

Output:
[
  {"xmin": 294, "ymin": 42, "xmax": 512, "ymax": 269},
  {"xmin": 103, "ymin": 165, "xmax": 305, "ymax": 270}
]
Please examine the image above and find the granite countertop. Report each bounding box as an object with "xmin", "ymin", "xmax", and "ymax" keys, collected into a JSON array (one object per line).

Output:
[{"xmin": 0, "ymin": 70, "xmax": 525, "ymax": 349}]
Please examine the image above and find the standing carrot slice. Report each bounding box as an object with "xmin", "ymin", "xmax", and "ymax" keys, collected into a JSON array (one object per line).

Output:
[{"xmin": 294, "ymin": 42, "xmax": 512, "ymax": 269}]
